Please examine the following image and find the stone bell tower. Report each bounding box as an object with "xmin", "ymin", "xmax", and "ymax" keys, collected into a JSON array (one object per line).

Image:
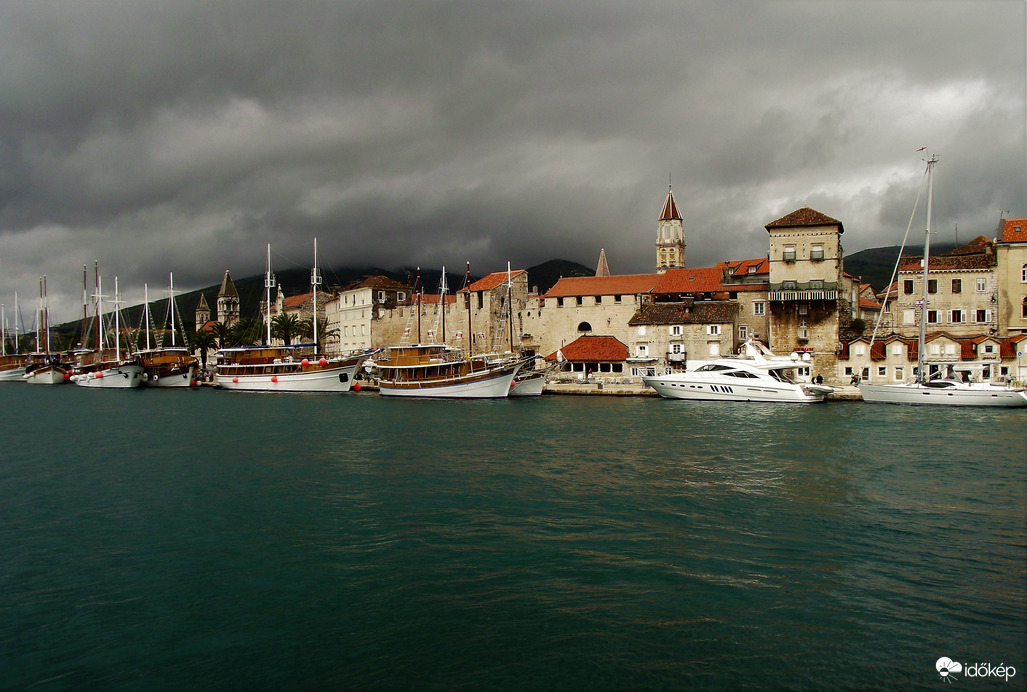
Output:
[
  {"xmin": 656, "ymin": 184, "xmax": 686, "ymax": 273},
  {"xmin": 216, "ymin": 270, "xmax": 240, "ymax": 327}
]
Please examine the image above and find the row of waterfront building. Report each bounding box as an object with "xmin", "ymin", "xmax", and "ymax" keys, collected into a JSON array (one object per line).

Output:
[{"xmin": 196, "ymin": 187, "xmax": 1027, "ymax": 386}]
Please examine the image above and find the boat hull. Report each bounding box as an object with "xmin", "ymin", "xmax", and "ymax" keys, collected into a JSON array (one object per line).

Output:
[
  {"xmin": 643, "ymin": 376, "xmax": 828, "ymax": 403},
  {"xmin": 0, "ymin": 367, "xmax": 27, "ymax": 382},
  {"xmin": 22, "ymin": 365, "xmax": 69, "ymax": 385},
  {"xmin": 217, "ymin": 359, "xmax": 364, "ymax": 392},
  {"xmin": 144, "ymin": 365, "xmax": 197, "ymax": 388},
  {"xmin": 71, "ymin": 364, "xmax": 144, "ymax": 389},
  {"xmin": 508, "ymin": 370, "xmax": 546, "ymax": 397},
  {"xmin": 379, "ymin": 366, "xmax": 519, "ymax": 398},
  {"xmin": 859, "ymin": 382, "xmax": 1027, "ymax": 407}
]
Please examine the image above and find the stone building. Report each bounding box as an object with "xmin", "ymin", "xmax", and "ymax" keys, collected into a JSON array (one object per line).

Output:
[
  {"xmin": 995, "ymin": 217, "xmax": 1027, "ymax": 337},
  {"xmin": 215, "ymin": 270, "xmax": 240, "ymax": 327},
  {"xmin": 321, "ymin": 276, "xmax": 412, "ymax": 354}
]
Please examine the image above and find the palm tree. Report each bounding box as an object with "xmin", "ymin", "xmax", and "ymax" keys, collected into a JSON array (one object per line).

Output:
[
  {"xmin": 211, "ymin": 322, "xmax": 233, "ymax": 349},
  {"xmin": 190, "ymin": 329, "xmax": 219, "ymax": 371},
  {"xmin": 271, "ymin": 313, "xmax": 303, "ymax": 346},
  {"xmin": 229, "ymin": 317, "xmax": 261, "ymax": 346},
  {"xmin": 305, "ymin": 317, "xmax": 339, "ymax": 351}
]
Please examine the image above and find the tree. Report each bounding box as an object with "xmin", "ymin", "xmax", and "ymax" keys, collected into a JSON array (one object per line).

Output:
[
  {"xmin": 229, "ymin": 317, "xmax": 261, "ymax": 347},
  {"xmin": 305, "ymin": 317, "xmax": 339, "ymax": 351},
  {"xmin": 271, "ymin": 313, "xmax": 303, "ymax": 346},
  {"xmin": 190, "ymin": 329, "xmax": 219, "ymax": 371},
  {"xmin": 211, "ymin": 322, "xmax": 232, "ymax": 349}
]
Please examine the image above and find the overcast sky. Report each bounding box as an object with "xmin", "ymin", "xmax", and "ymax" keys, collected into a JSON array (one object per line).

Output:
[{"xmin": 1, "ymin": 0, "xmax": 1024, "ymax": 323}]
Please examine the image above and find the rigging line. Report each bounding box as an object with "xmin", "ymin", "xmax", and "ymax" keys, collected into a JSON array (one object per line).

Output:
[{"xmin": 858, "ymin": 161, "xmax": 930, "ymax": 373}]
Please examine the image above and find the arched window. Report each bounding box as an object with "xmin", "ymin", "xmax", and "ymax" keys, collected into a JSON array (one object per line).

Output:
[
  {"xmin": 1021, "ymin": 263, "xmax": 1027, "ymax": 283},
  {"xmin": 577, "ymin": 322, "xmax": 592, "ymax": 333}
]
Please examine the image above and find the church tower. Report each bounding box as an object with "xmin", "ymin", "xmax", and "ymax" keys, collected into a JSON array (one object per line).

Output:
[
  {"xmin": 195, "ymin": 293, "xmax": 211, "ymax": 327},
  {"xmin": 656, "ymin": 185, "xmax": 686, "ymax": 273},
  {"xmin": 216, "ymin": 270, "xmax": 240, "ymax": 327}
]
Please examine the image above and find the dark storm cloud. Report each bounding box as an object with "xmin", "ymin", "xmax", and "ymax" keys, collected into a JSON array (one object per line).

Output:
[{"xmin": 0, "ymin": 0, "xmax": 1023, "ymax": 321}]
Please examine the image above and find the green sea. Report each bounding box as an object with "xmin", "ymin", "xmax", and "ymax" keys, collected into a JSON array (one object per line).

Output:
[{"xmin": 2, "ymin": 385, "xmax": 1024, "ymax": 690}]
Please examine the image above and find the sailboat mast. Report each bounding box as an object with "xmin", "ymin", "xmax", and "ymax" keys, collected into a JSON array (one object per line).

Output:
[
  {"xmin": 265, "ymin": 244, "xmax": 275, "ymax": 345},
  {"xmin": 144, "ymin": 284, "xmax": 151, "ymax": 350},
  {"xmin": 2, "ymin": 303, "xmax": 6, "ymax": 357},
  {"xmin": 169, "ymin": 272, "xmax": 176, "ymax": 347},
  {"xmin": 35, "ymin": 277, "xmax": 41, "ymax": 352},
  {"xmin": 43, "ymin": 276, "xmax": 51, "ymax": 354},
  {"xmin": 917, "ymin": 155, "xmax": 937, "ymax": 384},
  {"xmin": 82, "ymin": 265, "xmax": 88, "ymax": 348},
  {"xmin": 114, "ymin": 277, "xmax": 122, "ymax": 361},
  {"xmin": 440, "ymin": 266, "xmax": 447, "ymax": 344},
  {"xmin": 311, "ymin": 238, "xmax": 321, "ymax": 352},
  {"xmin": 465, "ymin": 262, "xmax": 472, "ymax": 358},
  {"xmin": 507, "ymin": 262, "xmax": 514, "ymax": 353},
  {"xmin": 416, "ymin": 268, "xmax": 422, "ymax": 344},
  {"xmin": 14, "ymin": 291, "xmax": 19, "ymax": 354}
]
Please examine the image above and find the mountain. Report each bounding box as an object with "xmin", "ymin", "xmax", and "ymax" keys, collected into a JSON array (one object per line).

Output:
[
  {"xmin": 53, "ymin": 259, "xmax": 595, "ymax": 335},
  {"xmin": 844, "ymin": 242, "xmax": 958, "ymax": 294}
]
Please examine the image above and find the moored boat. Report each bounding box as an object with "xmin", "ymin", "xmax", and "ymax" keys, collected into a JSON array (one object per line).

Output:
[
  {"xmin": 642, "ymin": 340, "xmax": 833, "ymax": 403},
  {"xmin": 0, "ymin": 354, "xmax": 27, "ymax": 382},
  {"xmin": 376, "ymin": 343, "xmax": 524, "ymax": 398},
  {"xmin": 215, "ymin": 345, "xmax": 370, "ymax": 392},
  {"xmin": 139, "ymin": 347, "xmax": 198, "ymax": 388},
  {"xmin": 858, "ymin": 154, "xmax": 1027, "ymax": 408},
  {"xmin": 71, "ymin": 272, "xmax": 143, "ymax": 389}
]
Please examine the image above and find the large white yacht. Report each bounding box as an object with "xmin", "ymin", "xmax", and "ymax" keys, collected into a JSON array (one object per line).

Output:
[{"xmin": 642, "ymin": 340, "xmax": 834, "ymax": 403}]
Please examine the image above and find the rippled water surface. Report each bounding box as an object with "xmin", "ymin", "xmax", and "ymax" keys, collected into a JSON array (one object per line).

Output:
[{"xmin": 2, "ymin": 386, "xmax": 1024, "ymax": 689}]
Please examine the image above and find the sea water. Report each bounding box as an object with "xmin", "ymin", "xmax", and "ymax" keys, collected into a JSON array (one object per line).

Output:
[{"xmin": 1, "ymin": 385, "xmax": 1024, "ymax": 690}]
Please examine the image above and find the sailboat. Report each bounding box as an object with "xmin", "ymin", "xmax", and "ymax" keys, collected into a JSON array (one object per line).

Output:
[
  {"xmin": 376, "ymin": 264, "xmax": 525, "ymax": 398},
  {"xmin": 214, "ymin": 241, "xmax": 371, "ymax": 392},
  {"xmin": 858, "ymin": 154, "xmax": 1027, "ymax": 407},
  {"xmin": 0, "ymin": 295, "xmax": 28, "ymax": 381},
  {"xmin": 70, "ymin": 270, "xmax": 144, "ymax": 389},
  {"xmin": 137, "ymin": 274, "xmax": 199, "ymax": 387},
  {"xmin": 22, "ymin": 277, "xmax": 71, "ymax": 385}
]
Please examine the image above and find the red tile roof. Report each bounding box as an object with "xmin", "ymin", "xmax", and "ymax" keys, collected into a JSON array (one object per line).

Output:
[
  {"xmin": 724, "ymin": 258, "xmax": 769, "ymax": 276},
  {"xmin": 765, "ymin": 207, "xmax": 844, "ymax": 234},
  {"xmin": 899, "ymin": 236, "xmax": 996, "ymax": 271},
  {"xmin": 352, "ymin": 275, "xmax": 412, "ymax": 290},
  {"xmin": 544, "ymin": 335, "xmax": 629, "ymax": 362},
  {"xmin": 459, "ymin": 270, "xmax": 527, "ymax": 293},
  {"xmin": 628, "ymin": 301, "xmax": 738, "ymax": 325},
  {"xmin": 544, "ymin": 274, "xmax": 658, "ymax": 298},
  {"xmin": 653, "ymin": 267, "xmax": 728, "ymax": 294},
  {"xmin": 998, "ymin": 218, "xmax": 1027, "ymax": 243}
]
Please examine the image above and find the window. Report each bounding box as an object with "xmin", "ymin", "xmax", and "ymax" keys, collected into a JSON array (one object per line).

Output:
[
  {"xmin": 782, "ymin": 281, "xmax": 797, "ymax": 290},
  {"xmin": 944, "ymin": 344, "xmax": 957, "ymax": 356},
  {"xmin": 895, "ymin": 367, "xmax": 904, "ymax": 381},
  {"xmin": 951, "ymin": 279, "xmax": 961, "ymax": 293},
  {"xmin": 748, "ymin": 266, "xmax": 757, "ymax": 274},
  {"xmin": 671, "ymin": 344, "xmax": 683, "ymax": 354},
  {"xmin": 892, "ymin": 344, "xmax": 903, "ymax": 356},
  {"xmin": 810, "ymin": 244, "xmax": 824, "ymax": 261},
  {"xmin": 904, "ymin": 279, "xmax": 914, "ymax": 294},
  {"xmin": 976, "ymin": 278, "xmax": 987, "ymax": 292},
  {"xmin": 878, "ymin": 366, "xmax": 887, "ymax": 377},
  {"xmin": 577, "ymin": 322, "xmax": 592, "ymax": 333},
  {"xmin": 983, "ymin": 344, "xmax": 995, "ymax": 354},
  {"xmin": 397, "ymin": 292, "xmax": 406, "ymax": 302},
  {"xmin": 927, "ymin": 310, "xmax": 939, "ymax": 324},
  {"xmin": 636, "ymin": 345, "xmax": 649, "ymax": 357},
  {"xmin": 1022, "ymin": 298, "xmax": 1027, "ymax": 319},
  {"xmin": 753, "ymin": 302, "xmax": 765, "ymax": 316},
  {"xmin": 707, "ymin": 325, "xmax": 721, "ymax": 335},
  {"xmin": 783, "ymin": 245, "xmax": 796, "ymax": 262},
  {"xmin": 929, "ymin": 344, "xmax": 941, "ymax": 356},
  {"xmin": 854, "ymin": 343, "xmax": 866, "ymax": 357},
  {"xmin": 810, "ymin": 280, "xmax": 824, "ymax": 289},
  {"xmin": 798, "ymin": 319, "xmax": 809, "ymax": 340},
  {"xmin": 1022, "ymin": 264, "xmax": 1027, "ymax": 283},
  {"xmin": 974, "ymin": 309, "xmax": 989, "ymax": 323},
  {"xmin": 950, "ymin": 310, "xmax": 964, "ymax": 324},
  {"xmin": 593, "ymin": 296, "xmax": 602, "ymax": 306},
  {"xmin": 738, "ymin": 324, "xmax": 748, "ymax": 340},
  {"xmin": 927, "ymin": 279, "xmax": 937, "ymax": 294},
  {"xmin": 798, "ymin": 304, "xmax": 808, "ymax": 315},
  {"xmin": 669, "ymin": 325, "xmax": 682, "ymax": 336}
]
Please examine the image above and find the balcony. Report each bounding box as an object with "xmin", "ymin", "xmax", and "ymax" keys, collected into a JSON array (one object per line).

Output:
[{"xmin": 769, "ymin": 281, "xmax": 838, "ymax": 302}]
